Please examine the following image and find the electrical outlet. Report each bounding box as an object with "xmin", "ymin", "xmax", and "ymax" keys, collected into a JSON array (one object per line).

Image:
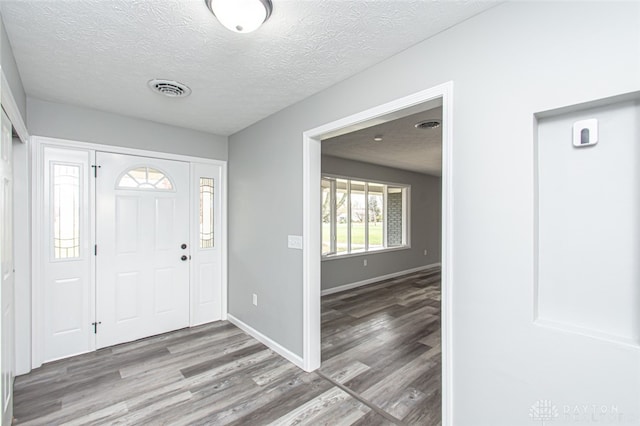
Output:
[
  {"xmin": 424, "ymin": 249, "xmax": 428, "ymax": 256},
  {"xmin": 363, "ymin": 259, "xmax": 367, "ymax": 266},
  {"xmin": 252, "ymin": 293, "xmax": 258, "ymax": 306}
]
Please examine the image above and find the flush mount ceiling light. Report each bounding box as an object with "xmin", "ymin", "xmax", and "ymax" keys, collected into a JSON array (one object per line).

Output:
[
  {"xmin": 415, "ymin": 120, "xmax": 441, "ymax": 130},
  {"xmin": 373, "ymin": 135, "xmax": 383, "ymax": 142},
  {"xmin": 205, "ymin": 0, "xmax": 273, "ymax": 34}
]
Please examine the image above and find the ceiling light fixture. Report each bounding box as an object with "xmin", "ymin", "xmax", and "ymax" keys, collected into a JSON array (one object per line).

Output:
[
  {"xmin": 415, "ymin": 120, "xmax": 441, "ymax": 130},
  {"xmin": 205, "ymin": 0, "xmax": 273, "ymax": 34},
  {"xmin": 373, "ymin": 135, "xmax": 383, "ymax": 142}
]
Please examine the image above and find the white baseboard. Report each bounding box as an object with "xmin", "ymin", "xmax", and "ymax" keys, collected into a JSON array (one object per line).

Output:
[
  {"xmin": 227, "ymin": 313, "xmax": 305, "ymax": 370},
  {"xmin": 321, "ymin": 263, "xmax": 441, "ymax": 296}
]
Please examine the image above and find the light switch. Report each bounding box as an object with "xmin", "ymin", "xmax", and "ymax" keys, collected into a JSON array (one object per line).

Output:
[
  {"xmin": 573, "ymin": 118, "xmax": 598, "ymax": 147},
  {"xmin": 287, "ymin": 235, "xmax": 303, "ymax": 250}
]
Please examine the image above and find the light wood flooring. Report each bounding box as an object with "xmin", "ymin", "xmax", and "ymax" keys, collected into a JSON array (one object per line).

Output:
[{"xmin": 14, "ymin": 267, "xmax": 440, "ymax": 425}]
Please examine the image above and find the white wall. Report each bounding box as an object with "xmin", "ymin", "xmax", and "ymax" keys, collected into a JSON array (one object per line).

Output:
[
  {"xmin": 27, "ymin": 98, "xmax": 228, "ymax": 160},
  {"xmin": 12, "ymin": 139, "xmax": 29, "ymax": 375},
  {"xmin": 1, "ymin": 15, "xmax": 26, "ymax": 122},
  {"xmin": 537, "ymin": 99, "xmax": 640, "ymax": 344},
  {"xmin": 228, "ymin": 2, "xmax": 640, "ymax": 424},
  {"xmin": 321, "ymin": 155, "xmax": 441, "ymax": 290}
]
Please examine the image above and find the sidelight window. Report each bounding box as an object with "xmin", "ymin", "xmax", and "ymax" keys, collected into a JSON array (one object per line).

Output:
[
  {"xmin": 53, "ymin": 164, "xmax": 81, "ymax": 259},
  {"xmin": 199, "ymin": 177, "xmax": 214, "ymax": 248}
]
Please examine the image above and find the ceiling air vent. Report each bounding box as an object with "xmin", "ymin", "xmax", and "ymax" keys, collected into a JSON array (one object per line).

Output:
[
  {"xmin": 148, "ymin": 79, "xmax": 192, "ymax": 98},
  {"xmin": 415, "ymin": 120, "xmax": 441, "ymax": 130}
]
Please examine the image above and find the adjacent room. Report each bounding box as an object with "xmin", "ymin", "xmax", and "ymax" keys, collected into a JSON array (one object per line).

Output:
[{"xmin": 318, "ymin": 106, "xmax": 443, "ymax": 424}]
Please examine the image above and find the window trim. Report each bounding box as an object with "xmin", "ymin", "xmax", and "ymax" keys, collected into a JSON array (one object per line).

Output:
[
  {"xmin": 321, "ymin": 245, "xmax": 411, "ymax": 261},
  {"xmin": 321, "ymin": 173, "xmax": 410, "ymax": 258}
]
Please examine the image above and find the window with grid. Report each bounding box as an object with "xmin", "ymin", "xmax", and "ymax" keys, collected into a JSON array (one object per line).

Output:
[{"xmin": 322, "ymin": 176, "xmax": 409, "ymax": 256}]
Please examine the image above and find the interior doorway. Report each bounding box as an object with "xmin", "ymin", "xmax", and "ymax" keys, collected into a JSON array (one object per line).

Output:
[
  {"xmin": 302, "ymin": 82, "xmax": 454, "ymax": 423},
  {"xmin": 316, "ymin": 102, "xmax": 443, "ymax": 423}
]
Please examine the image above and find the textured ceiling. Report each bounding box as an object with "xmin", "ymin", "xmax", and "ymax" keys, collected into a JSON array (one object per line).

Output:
[
  {"xmin": 1, "ymin": 0, "xmax": 498, "ymax": 136},
  {"xmin": 322, "ymin": 107, "xmax": 442, "ymax": 176}
]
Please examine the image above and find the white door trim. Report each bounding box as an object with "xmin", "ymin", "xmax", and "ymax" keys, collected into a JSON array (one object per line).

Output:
[
  {"xmin": 31, "ymin": 136, "xmax": 228, "ymax": 369},
  {"xmin": 302, "ymin": 81, "xmax": 454, "ymax": 424},
  {"xmin": 0, "ymin": 71, "xmax": 29, "ymax": 144},
  {"xmin": 30, "ymin": 136, "xmax": 227, "ymax": 166}
]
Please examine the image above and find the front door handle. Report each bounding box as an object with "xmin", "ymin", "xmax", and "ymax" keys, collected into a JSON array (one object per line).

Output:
[{"xmin": 181, "ymin": 255, "xmax": 188, "ymax": 261}]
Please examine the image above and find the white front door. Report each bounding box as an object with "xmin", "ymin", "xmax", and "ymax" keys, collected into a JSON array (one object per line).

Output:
[
  {"xmin": 96, "ymin": 152, "xmax": 190, "ymax": 348},
  {"xmin": 0, "ymin": 110, "xmax": 15, "ymax": 426}
]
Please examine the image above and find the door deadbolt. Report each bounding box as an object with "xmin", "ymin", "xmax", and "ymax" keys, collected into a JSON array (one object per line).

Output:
[
  {"xmin": 181, "ymin": 243, "xmax": 187, "ymax": 249},
  {"xmin": 181, "ymin": 255, "xmax": 188, "ymax": 261}
]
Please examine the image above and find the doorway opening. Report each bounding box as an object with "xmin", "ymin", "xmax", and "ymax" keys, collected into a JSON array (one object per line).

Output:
[
  {"xmin": 318, "ymin": 104, "xmax": 443, "ymax": 423},
  {"xmin": 302, "ymin": 82, "xmax": 453, "ymax": 424}
]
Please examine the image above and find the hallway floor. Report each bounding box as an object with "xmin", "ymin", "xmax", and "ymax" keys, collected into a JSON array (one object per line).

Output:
[
  {"xmin": 14, "ymin": 267, "xmax": 440, "ymax": 425},
  {"xmin": 320, "ymin": 267, "xmax": 441, "ymax": 425}
]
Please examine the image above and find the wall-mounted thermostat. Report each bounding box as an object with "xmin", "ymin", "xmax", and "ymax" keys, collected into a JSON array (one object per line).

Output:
[{"xmin": 573, "ymin": 118, "xmax": 598, "ymax": 147}]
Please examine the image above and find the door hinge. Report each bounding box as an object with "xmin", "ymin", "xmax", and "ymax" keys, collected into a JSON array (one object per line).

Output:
[
  {"xmin": 94, "ymin": 244, "xmax": 97, "ymax": 256},
  {"xmin": 91, "ymin": 165, "xmax": 101, "ymax": 178},
  {"xmin": 92, "ymin": 321, "xmax": 102, "ymax": 334}
]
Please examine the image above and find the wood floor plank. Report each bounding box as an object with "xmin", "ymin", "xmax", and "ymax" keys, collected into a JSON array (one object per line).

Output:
[
  {"xmin": 350, "ymin": 409, "xmax": 399, "ymax": 426},
  {"xmin": 265, "ymin": 387, "xmax": 359, "ymax": 425},
  {"xmin": 383, "ymin": 386, "xmax": 428, "ymax": 421},
  {"xmin": 59, "ymin": 401, "xmax": 129, "ymax": 426},
  {"xmin": 179, "ymin": 342, "xmax": 265, "ymax": 378},
  {"xmin": 206, "ymin": 372, "xmax": 333, "ymax": 426},
  {"xmin": 326, "ymin": 360, "xmax": 371, "ymax": 384},
  {"xmin": 251, "ymin": 359, "xmax": 300, "ymax": 386}
]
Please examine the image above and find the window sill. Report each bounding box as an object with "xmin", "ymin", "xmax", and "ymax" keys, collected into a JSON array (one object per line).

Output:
[{"xmin": 321, "ymin": 245, "xmax": 411, "ymax": 261}]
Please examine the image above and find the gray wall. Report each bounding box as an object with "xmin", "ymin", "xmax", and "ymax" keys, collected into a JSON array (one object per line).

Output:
[
  {"xmin": 228, "ymin": 1, "xmax": 640, "ymax": 423},
  {"xmin": 27, "ymin": 97, "xmax": 228, "ymax": 160},
  {"xmin": 1, "ymin": 14, "xmax": 26, "ymax": 122},
  {"xmin": 321, "ymin": 155, "xmax": 441, "ymax": 291}
]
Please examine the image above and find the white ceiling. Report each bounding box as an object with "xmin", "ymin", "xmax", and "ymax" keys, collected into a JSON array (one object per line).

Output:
[
  {"xmin": 0, "ymin": 0, "xmax": 498, "ymax": 136},
  {"xmin": 322, "ymin": 106, "xmax": 442, "ymax": 176}
]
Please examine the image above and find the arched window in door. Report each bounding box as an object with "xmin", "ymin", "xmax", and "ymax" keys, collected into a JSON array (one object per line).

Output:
[{"xmin": 116, "ymin": 166, "xmax": 174, "ymax": 190}]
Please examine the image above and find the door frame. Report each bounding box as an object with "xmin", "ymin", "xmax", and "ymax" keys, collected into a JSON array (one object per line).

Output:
[
  {"xmin": 31, "ymin": 136, "xmax": 228, "ymax": 369},
  {"xmin": 0, "ymin": 107, "xmax": 16, "ymax": 426},
  {"xmin": 301, "ymin": 82, "xmax": 454, "ymax": 423}
]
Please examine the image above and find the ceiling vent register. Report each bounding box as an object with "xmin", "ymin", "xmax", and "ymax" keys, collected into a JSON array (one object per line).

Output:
[
  {"xmin": 415, "ymin": 120, "xmax": 441, "ymax": 130},
  {"xmin": 148, "ymin": 79, "xmax": 192, "ymax": 98}
]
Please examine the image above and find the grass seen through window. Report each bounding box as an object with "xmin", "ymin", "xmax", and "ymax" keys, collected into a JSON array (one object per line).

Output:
[{"xmin": 322, "ymin": 222, "xmax": 383, "ymax": 252}]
